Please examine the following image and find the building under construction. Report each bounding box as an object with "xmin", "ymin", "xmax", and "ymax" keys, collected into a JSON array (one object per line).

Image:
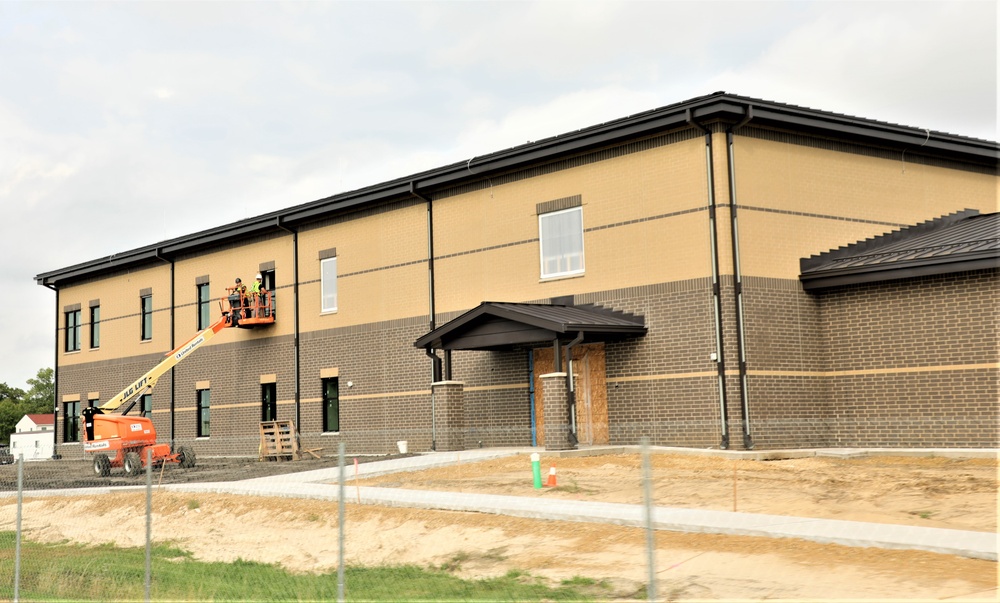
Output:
[{"xmin": 35, "ymin": 92, "xmax": 1000, "ymax": 458}]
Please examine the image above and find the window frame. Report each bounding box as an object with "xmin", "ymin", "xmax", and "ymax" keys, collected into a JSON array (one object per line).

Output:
[
  {"xmin": 322, "ymin": 377, "xmax": 340, "ymax": 433},
  {"xmin": 64, "ymin": 401, "xmax": 79, "ymax": 443},
  {"xmin": 321, "ymin": 256, "xmax": 338, "ymax": 314},
  {"xmin": 89, "ymin": 305, "xmax": 100, "ymax": 349},
  {"xmin": 65, "ymin": 310, "xmax": 81, "ymax": 353},
  {"xmin": 196, "ymin": 389, "xmax": 210, "ymax": 437},
  {"xmin": 140, "ymin": 295, "xmax": 153, "ymax": 341},
  {"xmin": 260, "ymin": 269, "xmax": 276, "ymax": 315},
  {"xmin": 261, "ymin": 383, "xmax": 277, "ymax": 422},
  {"xmin": 197, "ymin": 283, "xmax": 211, "ymax": 330},
  {"xmin": 139, "ymin": 393, "xmax": 152, "ymax": 417},
  {"xmin": 538, "ymin": 205, "xmax": 585, "ymax": 279}
]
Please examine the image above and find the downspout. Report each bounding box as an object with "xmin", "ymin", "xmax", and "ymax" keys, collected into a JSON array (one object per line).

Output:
[
  {"xmin": 43, "ymin": 282, "xmax": 60, "ymax": 459},
  {"xmin": 276, "ymin": 217, "xmax": 301, "ymax": 435},
  {"xmin": 564, "ymin": 330, "xmax": 584, "ymax": 446},
  {"xmin": 528, "ymin": 350, "xmax": 536, "ymax": 446},
  {"xmin": 412, "ymin": 182, "xmax": 441, "ymax": 450},
  {"xmin": 423, "ymin": 346, "xmax": 439, "ymax": 451},
  {"xmin": 687, "ymin": 110, "xmax": 731, "ymax": 450},
  {"xmin": 726, "ymin": 106, "xmax": 755, "ymax": 450},
  {"xmin": 154, "ymin": 249, "xmax": 174, "ymax": 446}
]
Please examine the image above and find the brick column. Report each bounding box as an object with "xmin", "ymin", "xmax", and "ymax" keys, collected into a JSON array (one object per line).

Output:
[
  {"xmin": 432, "ymin": 381, "xmax": 465, "ymax": 451},
  {"xmin": 541, "ymin": 372, "xmax": 576, "ymax": 451}
]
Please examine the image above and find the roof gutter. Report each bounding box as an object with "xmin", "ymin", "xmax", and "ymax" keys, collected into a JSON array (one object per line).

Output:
[{"xmin": 801, "ymin": 255, "xmax": 1000, "ymax": 290}]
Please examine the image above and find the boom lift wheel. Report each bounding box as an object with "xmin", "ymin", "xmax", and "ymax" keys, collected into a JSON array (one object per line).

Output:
[
  {"xmin": 123, "ymin": 451, "xmax": 143, "ymax": 476},
  {"xmin": 93, "ymin": 454, "xmax": 111, "ymax": 477},
  {"xmin": 177, "ymin": 446, "xmax": 196, "ymax": 469}
]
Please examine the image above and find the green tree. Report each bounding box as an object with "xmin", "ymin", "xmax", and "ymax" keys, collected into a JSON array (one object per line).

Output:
[
  {"xmin": 24, "ymin": 368, "xmax": 54, "ymax": 413},
  {"xmin": 0, "ymin": 382, "xmax": 25, "ymax": 405},
  {"xmin": 0, "ymin": 385, "xmax": 25, "ymax": 446},
  {"xmin": 0, "ymin": 369, "xmax": 53, "ymax": 446}
]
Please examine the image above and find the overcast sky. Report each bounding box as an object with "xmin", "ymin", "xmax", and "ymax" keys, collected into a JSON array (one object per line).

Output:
[{"xmin": 1, "ymin": 1, "xmax": 996, "ymax": 389}]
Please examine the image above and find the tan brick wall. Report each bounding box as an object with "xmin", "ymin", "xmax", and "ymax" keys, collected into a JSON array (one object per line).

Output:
[
  {"xmin": 731, "ymin": 131, "xmax": 998, "ymax": 279},
  {"xmin": 298, "ymin": 201, "xmax": 429, "ymax": 332},
  {"xmin": 735, "ymin": 132, "xmax": 998, "ymax": 220},
  {"xmin": 433, "ymin": 137, "xmax": 714, "ymax": 314},
  {"xmin": 173, "ymin": 233, "xmax": 295, "ymax": 342},
  {"xmin": 57, "ymin": 263, "xmax": 172, "ymax": 367}
]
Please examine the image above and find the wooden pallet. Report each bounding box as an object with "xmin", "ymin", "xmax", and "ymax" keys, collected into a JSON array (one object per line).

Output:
[{"xmin": 259, "ymin": 420, "xmax": 300, "ymax": 461}]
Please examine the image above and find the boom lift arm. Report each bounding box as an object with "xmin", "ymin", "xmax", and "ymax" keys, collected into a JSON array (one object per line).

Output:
[
  {"xmin": 80, "ymin": 291, "xmax": 273, "ymax": 477},
  {"xmin": 96, "ymin": 315, "xmax": 230, "ymax": 415}
]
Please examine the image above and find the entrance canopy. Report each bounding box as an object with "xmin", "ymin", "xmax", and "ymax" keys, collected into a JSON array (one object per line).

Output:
[{"xmin": 414, "ymin": 301, "xmax": 646, "ymax": 352}]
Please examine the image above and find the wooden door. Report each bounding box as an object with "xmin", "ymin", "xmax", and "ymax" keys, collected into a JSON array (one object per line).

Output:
[{"xmin": 533, "ymin": 343, "xmax": 608, "ymax": 446}]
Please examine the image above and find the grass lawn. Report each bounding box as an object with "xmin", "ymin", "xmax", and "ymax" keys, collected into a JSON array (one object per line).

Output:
[{"xmin": 0, "ymin": 532, "xmax": 606, "ymax": 601}]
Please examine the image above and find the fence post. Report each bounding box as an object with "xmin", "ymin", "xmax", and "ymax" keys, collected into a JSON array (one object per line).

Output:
[
  {"xmin": 14, "ymin": 455, "xmax": 23, "ymax": 603},
  {"xmin": 145, "ymin": 449, "xmax": 153, "ymax": 603},
  {"xmin": 338, "ymin": 442, "xmax": 346, "ymax": 603},
  {"xmin": 641, "ymin": 438, "xmax": 657, "ymax": 601}
]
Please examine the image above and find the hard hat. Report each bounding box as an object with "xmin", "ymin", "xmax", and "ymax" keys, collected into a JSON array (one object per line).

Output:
[
  {"xmin": 235, "ymin": 278, "xmax": 242, "ymax": 283},
  {"xmin": 255, "ymin": 273, "xmax": 262, "ymax": 279}
]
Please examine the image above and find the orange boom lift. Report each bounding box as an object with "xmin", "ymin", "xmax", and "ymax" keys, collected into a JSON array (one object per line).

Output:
[{"xmin": 82, "ymin": 288, "xmax": 274, "ymax": 477}]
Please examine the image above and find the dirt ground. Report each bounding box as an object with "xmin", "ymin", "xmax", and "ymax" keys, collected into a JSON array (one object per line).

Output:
[
  {"xmin": 0, "ymin": 451, "xmax": 996, "ymax": 601},
  {"xmin": 0, "ymin": 453, "xmax": 370, "ymax": 491},
  {"xmin": 353, "ymin": 452, "xmax": 999, "ymax": 533}
]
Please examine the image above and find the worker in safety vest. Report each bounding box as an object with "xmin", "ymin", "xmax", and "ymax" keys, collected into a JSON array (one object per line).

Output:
[
  {"xmin": 249, "ymin": 273, "xmax": 266, "ymax": 316},
  {"xmin": 232, "ymin": 277, "xmax": 249, "ymax": 319},
  {"xmin": 249, "ymin": 273, "xmax": 263, "ymax": 296}
]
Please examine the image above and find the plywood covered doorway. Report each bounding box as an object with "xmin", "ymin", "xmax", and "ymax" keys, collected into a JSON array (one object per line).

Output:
[{"xmin": 533, "ymin": 343, "xmax": 609, "ymax": 446}]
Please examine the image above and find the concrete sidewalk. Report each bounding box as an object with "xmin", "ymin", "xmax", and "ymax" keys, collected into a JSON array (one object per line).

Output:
[{"xmin": 160, "ymin": 448, "xmax": 997, "ymax": 562}]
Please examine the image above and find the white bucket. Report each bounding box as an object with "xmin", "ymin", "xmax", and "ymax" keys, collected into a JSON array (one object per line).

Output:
[{"xmin": 397, "ymin": 440, "xmax": 408, "ymax": 454}]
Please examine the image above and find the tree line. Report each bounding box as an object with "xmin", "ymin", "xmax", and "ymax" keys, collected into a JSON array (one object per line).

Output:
[{"xmin": 0, "ymin": 368, "xmax": 54, "ymax": 446}]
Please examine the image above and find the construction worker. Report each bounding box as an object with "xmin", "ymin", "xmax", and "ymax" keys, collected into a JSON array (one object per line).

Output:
[
  {"xmin": 232, "ymin": 277, "xmax": 249, "ymax": 320},
  {"xmin": 249, "ymin": 273, "xmax": 263, "ymax": 296},
  {"xmin": 249, "ymin": 274, "xmax": 264, "ymax": 317}
]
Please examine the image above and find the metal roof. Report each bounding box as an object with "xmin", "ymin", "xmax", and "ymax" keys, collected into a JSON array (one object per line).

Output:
[
  {"xmin": 414, "ymin": 302, "xmax": 647, "ymax": 351},
  {"xmin": 37, "ymin": 91, "xmax": 1000, "ymax": 288},
  {"xmin": 800, "ymin": 210, "xmax": 1000, "ymax": 290}
]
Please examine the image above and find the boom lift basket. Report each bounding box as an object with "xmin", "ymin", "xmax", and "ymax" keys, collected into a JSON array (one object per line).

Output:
[{"xmin": 224, "ymin": 287, "xmax": 275, "ymax": 328}]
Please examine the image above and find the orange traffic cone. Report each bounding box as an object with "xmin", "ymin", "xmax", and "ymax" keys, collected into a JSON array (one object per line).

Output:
[{"xmin": 545, "ymin": 465, "xmax": 557, "ymax": 487}]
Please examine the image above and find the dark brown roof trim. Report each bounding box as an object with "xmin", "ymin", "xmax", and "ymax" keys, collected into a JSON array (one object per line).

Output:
[{"xmin": 38, "ymin": 92, "xmax": 999, "ymax": 288}]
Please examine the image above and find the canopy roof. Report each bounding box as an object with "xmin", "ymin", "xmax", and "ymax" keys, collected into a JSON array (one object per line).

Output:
[{"xmin": 414, "ymin": 302, "xmax": 646, "ymax": 351}]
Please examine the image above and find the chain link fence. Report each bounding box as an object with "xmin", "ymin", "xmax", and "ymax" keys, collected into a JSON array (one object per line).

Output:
[
  {"xmin": 0, "ymin": 435, "xmax": 668, "ymax": 602},
  {"xmin": 0, "ymin": 432, "xmax": 993, "ymax": 601}
]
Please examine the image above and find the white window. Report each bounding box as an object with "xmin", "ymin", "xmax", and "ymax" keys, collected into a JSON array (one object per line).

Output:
[
  {"xmin": 321, "ymin": 256, "xmax": 338, "ymax": 313},
  {"xmin": 539, "ymin": 206, "xmax": 584, "ymax": 278}
]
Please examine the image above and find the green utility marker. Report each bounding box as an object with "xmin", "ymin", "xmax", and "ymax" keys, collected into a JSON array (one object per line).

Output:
[{"xmin": 531, "ymin": 452, "xmax": 542, "ymax": 489}]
